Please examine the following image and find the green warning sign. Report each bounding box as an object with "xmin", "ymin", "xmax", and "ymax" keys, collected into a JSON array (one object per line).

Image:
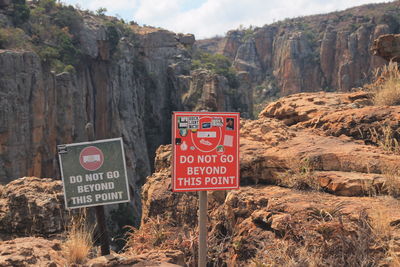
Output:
[{"xmin": 58, "ymin": 138, "xmax": 130, "ymax": 209}]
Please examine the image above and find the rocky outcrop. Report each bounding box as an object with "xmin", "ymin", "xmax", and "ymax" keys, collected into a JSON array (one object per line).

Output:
[
  {"xmin": 86, "ymin": 250, "xmax": 184, "ymax": 267},
  {"xmin": 181, "ymin": 69, "xmax": 252, "ymax": 116},
  {"xmin": 0, "ymin": 237, "xmax": 66, "ymax": 267},
  {"xmin": 0, "ymin": 13, "xmax": 198, "ymax": 229},
  {"xmin": 372, "ymin": 33, "xmax": 400, "ymax": 62},
  {"xmin": 135, "ymin": 91, "xmax": 400, "ymax": 265},
  {"xmin": 0, "ymin": 177, "xmax": 66, "ymax": 236},
  {"xmin": 197, "ymin": 2, "xmax": 399, "ymax": 96}
]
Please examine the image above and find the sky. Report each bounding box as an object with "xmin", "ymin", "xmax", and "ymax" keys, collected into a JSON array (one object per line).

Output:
[{"xmin": 61, "ymin": 0, "xmax": 392, "ymax": 39}]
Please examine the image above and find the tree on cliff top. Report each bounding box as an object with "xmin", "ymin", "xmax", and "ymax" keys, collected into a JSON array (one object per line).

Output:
[{"xmin": 192, "ymin": 50, "xmax": 239, "ymax": 88}]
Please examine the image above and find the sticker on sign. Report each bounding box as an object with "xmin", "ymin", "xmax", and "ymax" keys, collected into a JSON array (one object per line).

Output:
[
  {"xmin": 172, "ymin": 111, "xmax": 240, "ymax": 192},
  {"xmin": 58, "ymin": 137, "xmax": 130, "ymax": 209}
]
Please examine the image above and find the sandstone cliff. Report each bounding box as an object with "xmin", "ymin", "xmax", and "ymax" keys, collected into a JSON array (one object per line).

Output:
[
  {"xmin": 197, "ymin": 2, "xmax": 400, "ymax": 99},
  {"xmin": 0, "ymin": 1, "xmax": 249, "ymax": 229}
]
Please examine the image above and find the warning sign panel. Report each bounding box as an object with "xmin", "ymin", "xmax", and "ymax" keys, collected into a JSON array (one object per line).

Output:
[
  {"xmin": 172, "ymin": 112, "xmax": 240, "ymax": 192},
  {"xmin": 58, "ymin": 138, "xmax": 130, "ymax": 209}
]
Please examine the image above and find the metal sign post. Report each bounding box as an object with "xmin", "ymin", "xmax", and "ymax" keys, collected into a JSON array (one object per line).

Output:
[
  {"xmin": 199, "ymin": 190, "xmax": 207, "ymax": 267},
  {"xmin": 58, "ymin": 123, "xmax": 130, "ymax": 256},
  {"xmin": 171, "ymin": 111, "xmax": 240, "ymax": 266},
  {"xmin": 86, "ymin": 123, "xmax": 110, "ymax": 256}
]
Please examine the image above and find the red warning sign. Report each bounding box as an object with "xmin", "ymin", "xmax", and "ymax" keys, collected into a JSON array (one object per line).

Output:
[
  {"xmin": 172, "ymin": 112, "xmax": 240, "ymax": 192},
  {"xmin": 79, "ymin": 146, "xmax": 104, "ymax": 171}
]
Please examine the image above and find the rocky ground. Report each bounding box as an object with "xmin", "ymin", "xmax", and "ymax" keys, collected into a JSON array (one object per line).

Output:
[
  {"xmin": 130, "ymin": 90, "xmax": 400, "ymax": 266},
  {"xmin": 2, "ymin": 90, "xmax": 400, "ymax": 266}
]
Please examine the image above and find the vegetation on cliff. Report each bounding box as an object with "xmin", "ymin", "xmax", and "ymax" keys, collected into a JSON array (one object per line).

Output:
[
  {"xmin": 191, "ymin": 49, "xmax": 239, "ymax": 88},
  {"xmin": 0, "ymin": 0, "xmax": 133, "ymax": 73}
]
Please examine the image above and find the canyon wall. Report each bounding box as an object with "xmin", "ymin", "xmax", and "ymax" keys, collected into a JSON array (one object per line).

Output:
[
  {"xmin": 0, "ymin": 2, "xmax": 249, "ymax": 225},
  {"xmin": 197, "ymin": 2, "xmax": 400, "ymax": 96}
]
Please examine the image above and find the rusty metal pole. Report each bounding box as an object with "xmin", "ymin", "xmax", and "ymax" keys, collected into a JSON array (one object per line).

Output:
[
  {"xmin": 198, "ymin": 110, "xmax": 209, "ymax": 267},
  {"xmin": 198, "ymin": 190, "xmax": 207, "ymax": 267},
  {"xmin": 85, "ymin": 123, "xmax": 110, "ymax": 256}
]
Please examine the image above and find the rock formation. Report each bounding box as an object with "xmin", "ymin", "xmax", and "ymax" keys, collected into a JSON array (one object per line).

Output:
[
  {"xmin": 0, "ymin": 177, "xmax": 66, "ymax": 237},
  {"xmin": 197, "ymin": 2, "xmax": 400, "ymax": 97},
  {"xmin": 135, "ymin": 91, "xmax": 400, "ymax": 265},
  {"xmin": 0, "ymin": 237, "xmax": 66, "ymax": 267},
  {"xmin": 372, "ymin": 33, "xmax": 400, "ymax": 62},
  {"xmin": 0, "ymin": 3, "xmax": 249, "ymax": 230}
]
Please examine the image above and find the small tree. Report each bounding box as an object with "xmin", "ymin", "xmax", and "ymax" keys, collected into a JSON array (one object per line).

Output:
[
  {"xmin": 12, "ymin": 0, "xmax": 30, "ymax": 26},
  {"xmin": 96, "ymin": 7, "xmax": 107, "ymax": 16}
]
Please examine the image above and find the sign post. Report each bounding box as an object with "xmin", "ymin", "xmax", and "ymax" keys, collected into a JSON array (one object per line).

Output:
[
  {"xmin": 58, "ymin": 124, "xmax": 130, "ymax": 255},
  {"xmin": 172, "ymin": 111, "xmax": 240, "ymax": 266}
]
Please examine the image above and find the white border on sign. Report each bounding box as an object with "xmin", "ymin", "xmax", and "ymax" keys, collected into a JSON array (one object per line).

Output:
[
  {"xmin": 172, "ymin": 112, "xmax": 240, "ymax": 192},
  {"xmin": 58, "ymin": 137, "xmax": 131, "ymax": 209}
]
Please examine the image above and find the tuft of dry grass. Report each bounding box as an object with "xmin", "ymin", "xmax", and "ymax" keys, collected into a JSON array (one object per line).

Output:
[
  {"xmin": 380, "ymin": 165, "xmax": 400, "ymax": 198},
  {"xmin": 368, "ymin": 209, "xmax": 400, "ymax": 266},
  {"xmin": 247, "ymin": 209, "xmax": 396, "ymax": 267},
  {"xmin": 63, "ymin": 213, "xmax": 94, "ymax": 265},
  {"xmin": 278, "ymin": 157, "xmax": 320, "ymax": 191},
  {"xmin": 369, "ymin": 125, "xmax": 400, "ymax": 154},
  {"xmin": 368, "ymin": 61, "xmax": 400, "ymax": 106},
  {"xmin": 123, "ymin": 217, "xmax": 198, "ymax": 265}
]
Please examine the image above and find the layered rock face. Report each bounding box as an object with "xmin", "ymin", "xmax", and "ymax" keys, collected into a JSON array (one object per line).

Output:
[
  {"xmin": 0, "ymin": 28, "xmax": 188, "ymax": 225},
  {"xmin": 372, "ymin": 33, "xmax": 400, "ymax": 62},
  {"xmin": 197, "ymin": 2, "xmax": 400, "ymax": 96},
  {"xmin": 0, "ymin": 3, "xmax": 253, "ymax": 236},
  {"xmin": 136, "ymin": 91, "xmax": 400, "ymax": 265}
]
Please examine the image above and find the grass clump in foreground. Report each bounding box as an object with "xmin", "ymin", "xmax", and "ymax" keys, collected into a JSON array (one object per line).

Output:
[
  {"xmin": 278, "ymin": 157, "xmax": 320, "ymax": 191},
  {"xmin": 63, "ymin": 213, "xmax": 94, "ymax": 265},
  {"xmin": 369, "ymin": 125, "xmax": 400, "ymax": 154},
  {"xmin": 369, "ymin": 61, "xmax": 400, "ymax": 106},
  {"xmin": 250, "ymin": 209, "xmax": 400, "ymax": 266}
]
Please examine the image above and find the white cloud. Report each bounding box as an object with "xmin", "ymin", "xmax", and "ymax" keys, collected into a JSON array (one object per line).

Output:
[
  {"xmin": 63, "ymin": 0, "xmax": 392, "ymax": 39},
  {"xmin": 131, "ymin": 0, "xmax": 391, "ymax": 38}
]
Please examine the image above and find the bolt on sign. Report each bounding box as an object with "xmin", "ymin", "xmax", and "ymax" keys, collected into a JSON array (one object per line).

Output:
[
  {"xmin": 58, "ymin": 138, "xmax": 130, "ymax": 209},
  {"xmin": 172, "ymin": 112, "xmax": 240, "ymax": 192}
]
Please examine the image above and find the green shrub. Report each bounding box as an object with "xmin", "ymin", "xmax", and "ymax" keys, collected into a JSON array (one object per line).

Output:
[
  {"xmin": 37, "ymin": 46, "xmax": 59, "ymax": 63},
  {"xmin": 53, "ymin": 5, "xmax": 83, "ymax": 34},
  {"xmin": 106, "ymin": 22, "xmax": 120, "ymax": 53},
  {"xmin": 63, "ymin": 64, "xmax": 76, "ymax": 74},
  {"xmin": 12, "ymin": 0, "xmax": 30, "ymax": 26},
  {"xmin": 56, "ymin": 31, "xmax": 81, "ymax": 66},
  {"xmin": 96, "ymin": 7, "xmax": 107, "ymax": 16},
  {"xmin": 38, "ymin": 0, "xmax": 56, "ymax": 12},
  {"xmin": 0, "ymin": 28, "xmax": 27, "ymax": 49},
  {"xmin": 191, "ymin": 51, "xmax": 238, "ymax": 88}
]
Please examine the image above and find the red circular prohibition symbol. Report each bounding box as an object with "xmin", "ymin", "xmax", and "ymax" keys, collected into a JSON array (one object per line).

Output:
[{"xmin": 79, "ymin": 146, "xmax": 104, "ymax": 171}]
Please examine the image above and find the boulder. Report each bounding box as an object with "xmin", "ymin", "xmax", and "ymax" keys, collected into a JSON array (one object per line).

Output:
[
  {"xmin": 372, "ymin": 34, "xmax": 400, "ymax": 62},
  {"xmin": 0, "ymin": 177, "xmax": 67, "ymax": 236},
  {"xmin": 86, "ymin": 250, "xmax": 184, "ymax": 267},
  {"xmin": 0, "ymin": 237, "xmax": 66, "ymax": 267},
  {"xmin": 259, "ymin": 91, "xmax": 372, "ymax": 126},
  {"xmin": 177, "ymin": 33, "xmax": 195, "ymax": 46}
]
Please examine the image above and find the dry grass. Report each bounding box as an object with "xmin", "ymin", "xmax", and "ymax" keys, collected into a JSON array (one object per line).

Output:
[
  {"xmin": 245, "ymin": 209, "xmax": 396, "ymax": 267},
  {"xmin": 369, "ymin": 125, "xmax": 400, "ymax": 154},
  {"xmin": 63, "ymin": 212, "xmax": 94, "ymax": 265},
  {"xmin": 0, "ymin": 184, "xmax": 3, "ymax": 197},
  {"xmin": 368, "ymin": 61, "xmax": 400, "ymax": 106},
  {"xmin": 278, "ymin": 157, "xmax": 320, "ymax": 191},
  {"xmin": 369, "ymin": 209, "xmax": 400, "ymax": 266},
  {"xmin": 124, "ymin": 217, "xmax": 198, "ymax": 266},
  {"xmin": 380, "ymin": 165, "xmax": 400, "ymax": 198}
]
